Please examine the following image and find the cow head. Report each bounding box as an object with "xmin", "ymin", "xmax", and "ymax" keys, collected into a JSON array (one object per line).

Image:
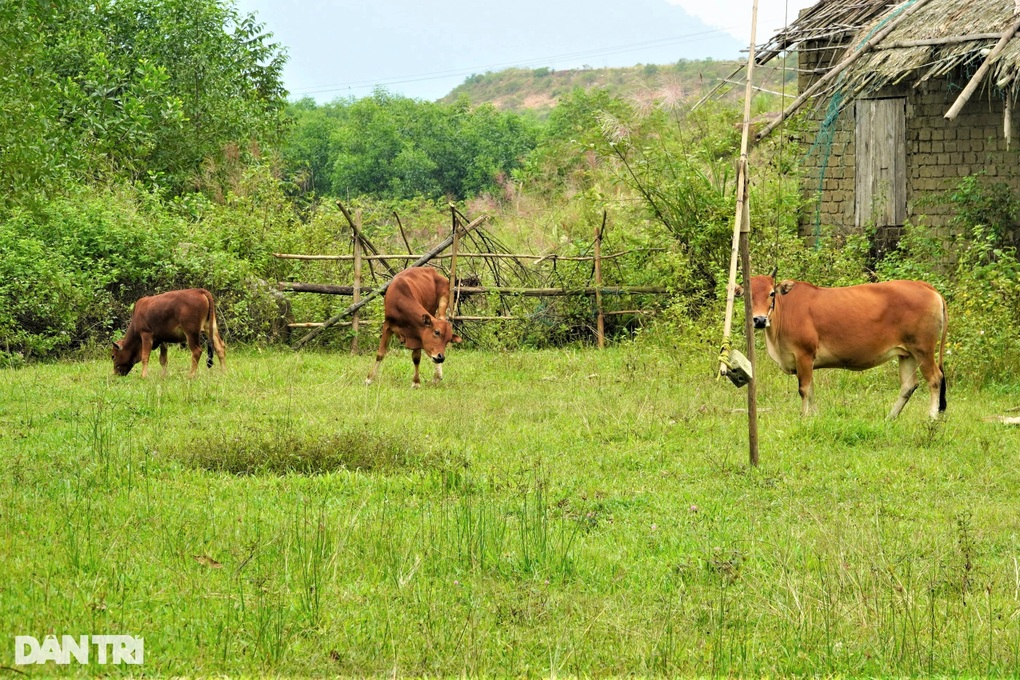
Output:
[
  {"xmin": 111, "ymin": 341, "xmax": 138, "ymax": 376},
  {"xmin": 749, "ymin": 276, "xmax": 796, "ymax": 329},
  {"xmin": 418, "ymin": 314, "xmax": 461, "ymax": 363}
]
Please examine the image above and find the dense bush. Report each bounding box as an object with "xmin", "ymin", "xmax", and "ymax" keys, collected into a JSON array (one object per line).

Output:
[{"xmin": 0, "ymin": 177, "xmax": 298, "ymax": 361}]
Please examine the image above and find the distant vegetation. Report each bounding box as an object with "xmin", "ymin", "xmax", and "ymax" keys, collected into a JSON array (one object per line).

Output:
[{"xmin": 442, "ymin": 59, "xmax": 796, "ymax": 116}]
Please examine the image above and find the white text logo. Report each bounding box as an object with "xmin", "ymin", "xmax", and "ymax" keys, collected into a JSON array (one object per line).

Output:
[{"xmin": 15, "ymin": 635, "xmax": 144, "ymax": 665}]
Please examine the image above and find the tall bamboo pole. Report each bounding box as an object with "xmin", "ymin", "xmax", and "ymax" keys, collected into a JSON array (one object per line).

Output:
[
  {"xmin": 720, "ymin": 0, "xmax": 760, "ymax": 468},
  {"xmin": 351, "ymin": 214, "xmax": 363, "ymax": 354},
  {"xmin": 594, "ymin": 212, "xmax": 606, "ymax": 349}
]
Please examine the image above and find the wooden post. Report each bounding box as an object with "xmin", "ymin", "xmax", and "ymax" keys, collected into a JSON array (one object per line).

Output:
[
  {"xmin": 740, "ymin": 203, "xmax": 759, "ymax": 467},
  {"xmin": 351, "ymin": 212, "xmax": 363, "ymax": 354},
  {"xmin": 449, "ymin": 212, "xmax": 461, "ymax": 317},
  {"xmin": 594, "ymin": 212, "xmax": 606, "ymax": 349}
]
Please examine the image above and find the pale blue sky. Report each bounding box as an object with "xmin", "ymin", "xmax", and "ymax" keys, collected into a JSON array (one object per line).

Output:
[{"xmin": 232, "ymin": 0, "xmax": 814, "ymax": 102}]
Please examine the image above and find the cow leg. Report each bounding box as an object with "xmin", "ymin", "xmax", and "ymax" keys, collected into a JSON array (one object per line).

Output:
[
  {"xmin": 186, "ymin": 332, "xmax": 202, "ymax": 378},
  {"xmin": 888, "ymin": 355, "xmax": 919, "ymax": 419},
  {"xmin": 159, "ymin": 344, "xmax": 169, "ymax": 377},
  {"xmin": 918, "ymin": 354, "xmax": 945, "ymax": 420},
  {"xmin": 411, "ymin": 349, "xmax": 422, "ymax": 389},
  {"xmin": 796, "ymin": 354, "xmax": 816, "ymax": 416},
  {"xmin": 210, "ymin": 332, "xmax": 226, "ymax": 370},
  {"xmin": 432, "ymin": 361, "xmax": 443, "ymax": 385},
  {"xmin": 366, "ymin": 323, "xmax": 392, "ymax": 385},
  {"xmin": 140, "ymin": 333, "xmax": 154, "ymax": 378}
]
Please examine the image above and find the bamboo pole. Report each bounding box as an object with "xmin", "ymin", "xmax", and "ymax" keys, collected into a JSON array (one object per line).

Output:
[
  {"xmin": 351, "ymin": 218, "xmax": 363, "ymax": 354},
  {"xmin": 755, "ymin": 0, "xmax": 935, "ymax": 143},
  {"xmin": 945, "ymin": 14, "xmax": 1020, "ymax": 121},
  {"xmin": 293, "ymin": 215, "xmax": 488, "ymax": 348},
  {"xmin": 721, "ymin": 0, "xmax": 759, "ymax": 378},
  {"xmin": 594, "ymin": 213, "xmax": 606, "ymax": 349},
  {"xmin": 272, "ymin": 248, "xmax": 665, "ymax": 262},
  {"xmin": 740, "ymin": 204, "xmax": 759, "ymax": 467},
  {"xmin": 280, "ymin": 283, "xmax": 667, "ymax": 297},
  {"xmin": 449, "ymin": 209, "xmax": 461, "ymax": 318},
  {"xmin": 719, "ymin": 0, "xmax": 760, "ymax": 469}
]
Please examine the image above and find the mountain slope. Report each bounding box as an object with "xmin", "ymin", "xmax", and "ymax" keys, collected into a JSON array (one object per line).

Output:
[{"xmin": 441, "ymin": 59, "xmax": 794, "ymax": 114}]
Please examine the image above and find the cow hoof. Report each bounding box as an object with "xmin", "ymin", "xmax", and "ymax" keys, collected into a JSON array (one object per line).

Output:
[
  {"xmin": 365, "ymin": 378, "xmax": 373, "ymax": 386},
  {"xmin": 411, "ymin": 382, "xmax": 421, "ymax": 389}
]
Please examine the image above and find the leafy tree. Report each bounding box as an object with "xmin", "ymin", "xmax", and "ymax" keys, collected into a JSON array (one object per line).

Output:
[
  {"xmin": 0, "ymin": 0, "xmax": 287, "ymax": 203},
  {"xmin": 282, "ymin": 92, "xmax": 538, "ymax": 201}
]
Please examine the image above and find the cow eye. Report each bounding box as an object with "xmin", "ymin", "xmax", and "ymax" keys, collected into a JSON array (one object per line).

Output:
[{"xmin": 434, "ymin": 330, "xmax": 440, "ymax": 337}]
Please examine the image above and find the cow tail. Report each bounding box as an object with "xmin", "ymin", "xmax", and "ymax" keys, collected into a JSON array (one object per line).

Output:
[
  {"xmin": 205, "ymin": 291, "xmax": 218, "ymax": 369},
  {"xmin": 938, "ymin": 295, "xmax": 948, "ymax": 412}
]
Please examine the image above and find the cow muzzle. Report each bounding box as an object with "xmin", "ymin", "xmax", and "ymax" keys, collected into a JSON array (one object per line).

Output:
[
  {"xmin": 432, "ymin": 353, "xmax": 445, "ymax": 364},
  {"xmin": 753, "ymin": 315, "xmax": 770, "ymax": 329}
]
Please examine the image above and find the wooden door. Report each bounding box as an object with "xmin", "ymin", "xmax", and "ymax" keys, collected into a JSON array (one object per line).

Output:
[{"xmin": 855, "ymin": 98, "xmax": 907, "ymax": 228}]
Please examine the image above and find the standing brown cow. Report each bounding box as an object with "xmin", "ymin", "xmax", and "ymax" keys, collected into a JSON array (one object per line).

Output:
[
  {"xmin": 112, "ymin": 289, "xmax": 226, "ymax": 378},
  {"xmin": 747, "ymin": 276, "xmax": 947, "ymax": 419},
  {"xmin": 366, "ymin": 267, "xmax": 461, "ymax": 388}
]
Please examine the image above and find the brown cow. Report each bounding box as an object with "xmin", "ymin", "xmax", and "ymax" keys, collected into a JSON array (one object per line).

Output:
[
  {"xmin": 746, "ymin": 276, "xmax": 947, "ymax": 419},
  {"xmin": 112, "ymin": 289, "xmax": 226, "ymax": 378},
  {"xmin": 366, "ymin": 267, "xmax": 461, "ymax": 388}
]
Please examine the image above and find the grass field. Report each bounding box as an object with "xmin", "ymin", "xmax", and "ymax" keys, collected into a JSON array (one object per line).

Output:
[{"xmin": 1, "ymin": 342, "xmax": 1019, "ymax": 675}]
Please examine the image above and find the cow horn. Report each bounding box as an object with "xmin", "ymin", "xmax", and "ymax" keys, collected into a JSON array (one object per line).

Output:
[{"xmin": 769, "ymin": 265, "xmax": 778, "ymax": 280}]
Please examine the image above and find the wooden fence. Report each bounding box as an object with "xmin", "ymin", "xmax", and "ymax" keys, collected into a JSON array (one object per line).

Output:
[{"xmin": 274, "ymin": 204, "xmax": 669, "ymax": 349}]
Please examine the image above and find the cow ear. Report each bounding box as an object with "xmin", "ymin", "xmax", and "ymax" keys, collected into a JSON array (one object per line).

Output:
[
  {"xmin": 452, "ymin": 334, "xmax": 462, "ymax": 344},
  {"xmin": 733, "ymin": 284, "xmax": 744, "ymax": 298},
  {"xmin": 112, "ymin": 341, "xmax": 122, "ymax": 351},
  {"xmin": 422, "ymin": 314, "xmax": 432, "ymax": 327},
  {"xmin": 778, "ymin": 280, "xmax": 796, "ymax": 295}
]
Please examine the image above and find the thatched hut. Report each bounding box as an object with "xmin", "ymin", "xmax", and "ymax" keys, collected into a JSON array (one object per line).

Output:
[{"xmin": 756, "ymin": 0, "xmax": 1020, "ymax": 250}]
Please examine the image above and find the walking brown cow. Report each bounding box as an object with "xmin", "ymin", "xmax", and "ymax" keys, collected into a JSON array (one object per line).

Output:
[
  {"xmin": 746, "ymin": 276, "xmax": 947, "ymax": 419},
  {"xmin": 112, "ymin": 289, "xmax": 226, "ymax": 378},
  {"xmin": 366, "ymin": 267, "xmax": 461, "ymax": 388}
]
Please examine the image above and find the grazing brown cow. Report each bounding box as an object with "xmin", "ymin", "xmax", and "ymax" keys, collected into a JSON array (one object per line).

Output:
[
  {"xmin": 366, "ymin": 267, "xmax": 461, "ymax": 388},
  {"xmin": 746, "ymin": 276, "xmax": 947, "ymax": 419},
  {"xmin": 112, "ymin": 289, "xmax": 226, "ymax": 378}
]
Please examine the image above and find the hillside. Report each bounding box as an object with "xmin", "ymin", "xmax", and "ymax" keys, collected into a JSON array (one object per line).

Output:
[{"xmin": 442, "ymin": 58, "xmax": 796, "ymax": 115}]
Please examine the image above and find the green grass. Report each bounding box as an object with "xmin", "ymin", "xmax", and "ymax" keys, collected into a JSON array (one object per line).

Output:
[{"xmin": 2, "ymin": 342, "xmax": 1020, "ymax": 675}]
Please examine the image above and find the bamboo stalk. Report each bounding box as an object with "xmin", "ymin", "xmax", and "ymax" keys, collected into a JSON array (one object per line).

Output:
[
  {"xmin": 351, "ymin": 224, "xmax": 362, "ymax": 353},
  {"xmin": 272, "ymin": 248, "xmax": 665, "ymax": 262},
  {"xmin": 281, "ymin": 282, "xmax": 668, "ymax": 297},
  {"xmin": 594, "ymin": 213, "xmax": 605, "ymax": 349},
  {"xmin": 755, "ymin": 0, "xmax": 935, "ymax": 143},
  {"xmin": 876, "ymin": 32, "xmax": 1004, "ymax": 50},
  {"xmin": 945, "ymin": 15, "xmax": 1020, "ymax": 121}
]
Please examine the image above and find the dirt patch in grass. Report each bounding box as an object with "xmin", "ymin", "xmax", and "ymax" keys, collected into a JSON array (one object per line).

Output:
[{"xmin": 178, "ymin": 426, "xmax": 422, "ymax": 476}]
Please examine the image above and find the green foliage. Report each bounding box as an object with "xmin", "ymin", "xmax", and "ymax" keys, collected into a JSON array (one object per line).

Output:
[
  {"xmin": 281, "ymin": 93, "xmax": 539, "ymax": 202},
  {"xmin": 947, "ymin": 174, "xmax": 1020, "ymax": 244},
  {"xmin": 0, "ymin": 0, "xmax": 287, "ymax": 204}
]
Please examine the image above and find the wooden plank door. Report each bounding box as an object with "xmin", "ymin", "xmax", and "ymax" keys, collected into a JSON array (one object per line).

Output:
[{"xmin": 855, "ymin": 98, "xmax": 907, "ymax": 228}]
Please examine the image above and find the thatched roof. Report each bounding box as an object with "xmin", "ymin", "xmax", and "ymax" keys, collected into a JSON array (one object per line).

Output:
[{"xmin": 757, "ymin": 0, "xmax": 1020, "ymax": 102}]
